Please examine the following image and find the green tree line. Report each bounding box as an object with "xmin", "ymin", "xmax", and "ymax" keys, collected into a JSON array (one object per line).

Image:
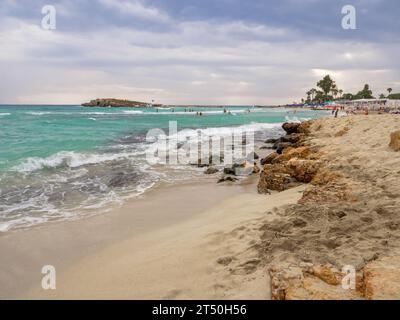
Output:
[{"xmin": 305, "ymin": 75, "xmax": 398, "ymax": 103}]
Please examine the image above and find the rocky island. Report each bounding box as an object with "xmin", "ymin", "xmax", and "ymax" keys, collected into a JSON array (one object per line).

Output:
[{"xmin": 82, "ymin": 98, "xmax": 160, "ymax": 108}]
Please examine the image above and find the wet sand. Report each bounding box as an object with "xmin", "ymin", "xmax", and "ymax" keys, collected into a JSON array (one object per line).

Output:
[
  {"xmin": 0, "ymin": 179, "xmax": 250, "ymax": 299},
  {"xmin": 20, "ymin": 180, "xmax": 305, "ymax": 299}
]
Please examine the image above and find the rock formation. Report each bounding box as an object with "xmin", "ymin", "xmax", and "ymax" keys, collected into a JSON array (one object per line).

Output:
[{"xmin": 82, "ymin": 98, "xmax": 152, "ymax": 107}]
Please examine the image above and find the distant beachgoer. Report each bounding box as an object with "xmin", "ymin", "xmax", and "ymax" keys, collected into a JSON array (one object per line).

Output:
[{"xmin": 334, "ymin": 109, "xmax": 339, "ymax": 118}]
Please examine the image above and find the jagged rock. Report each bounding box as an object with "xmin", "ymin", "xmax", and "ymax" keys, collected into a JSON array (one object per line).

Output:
[
  {"xmin": 298, "ymin": 120, "xmax": 313, "ymax": 134},
  {"xmin": 223, "ymin": 167, "xmax": 236, "ymax": 175},
  {"xmin": 270, "ymin": 265, "xmax": 362, "ymax": 300},
  {"xmin": 253, "ymin": 163, "xmax": 261, "ymax": 174},
  {"xmin": 204, "ymin": 167, "xmax": 219, "ymax": 174},
  {"xmin": 282, "ymin": 122, "xmax": 301, "ymax": 134},
  {"xmin": 299, "ymin": 183, "xmax": 353, "ymax": 204},
  {"xmin": 260, "ymin": 152, "xmax": 279, "ymax": 165},
  {"xmin": 389, "ymin": 130, "xmax": 400, "ymax": 151},
  {"xmin": 285, "ymin": 133, "xmax": 306, "ymax": 144},
  {"xmin": 311, "ymin": 169, "xmax": 340, "ymax": 186},
  {"xmin": 107, "ymin": 172, "xmax": 139, "ymax": 187},
  {"xmin": 257, "ymin": 164, "xmax": 293, "ymax": 193},
  {"xmin": 275, "ymin": 142, "xmax": 293, "ymax": 154},
  {"xmin": 285, "ymin": 276, "xmax": 361, "ymax": 300},
  {"xmin": 190, "ymin": 155, "xmax": 224, "ymax": 167},
  {"xmin": 304, "ymin": 265, "xmax": 342, "ymax": 286},
  {"xmin": 272, "ymin": 147, "xmax": 312, "ymax": 163},
  {"xmin": 217, "ymin": 176, "xmax": 238, "ymax": 183},
  {"xmin": 247, "ymin": 151, "xmax": 259, "ymax": 161},
  {"xmin": 285, "ymin": 159, "xmax": 321, "ymax": 183},
  {"xmin": 277, "ymin": 134, "xmax": 304, "ymax": 144},
  {"xmin": 235, "ymin": 162, "xmax": 255, "ymax": 176},
  {"xmin": 189, "ymin": 158, "xmax": 209, "ymax": 168},
  {"xmin": 233, "ymin": 161, "xmax": 247, "ymax": 168},
  {"xmin": 260, "ymin": 145, "xmax": 275, "ymax": 150},
  {"xmin": 265, "ymin": 138, "xmax": 278, "ymax": 144},
  {"xmin": 364, "ymin": 254, "xmax": 400, "ymax": 300}
]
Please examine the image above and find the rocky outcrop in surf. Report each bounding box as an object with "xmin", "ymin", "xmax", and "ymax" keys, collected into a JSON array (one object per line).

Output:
[{"xmin": 258, "ymin": 122, "xmax": 321, "ymax": 194}]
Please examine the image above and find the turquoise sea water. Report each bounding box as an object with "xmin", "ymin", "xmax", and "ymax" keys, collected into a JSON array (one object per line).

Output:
[{"xmin": 0, "ymin": 105, "xmax": 327, "ymax": 231}]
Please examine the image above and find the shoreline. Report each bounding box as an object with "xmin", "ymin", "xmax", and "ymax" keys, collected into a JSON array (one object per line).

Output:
[
  {"xmin": 21, "ymin": 180, "xmax": 306, "ymax": 299},
  {"xmin": 2, "ymin": 114, "xmax": 400, "ymax": 299},
  {"xmin": 0, "ymin": 177, "xmax": 263, "ymax": 299}
]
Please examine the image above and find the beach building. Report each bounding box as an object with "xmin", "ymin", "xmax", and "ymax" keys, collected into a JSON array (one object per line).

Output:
[{"xmin": 342, "ymin": 98, "xmax": 400, "ymax": 112}]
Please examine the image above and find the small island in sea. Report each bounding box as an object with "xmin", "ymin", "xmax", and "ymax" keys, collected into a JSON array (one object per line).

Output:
[{"xmin": 82, "ymin": 98, "xmax": 162, "ymax": 108}]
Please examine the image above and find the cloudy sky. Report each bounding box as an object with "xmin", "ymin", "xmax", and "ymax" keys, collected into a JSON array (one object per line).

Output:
[{"xmin": 0, "ymin": 0, "xmax": 399, "ymax": 105}]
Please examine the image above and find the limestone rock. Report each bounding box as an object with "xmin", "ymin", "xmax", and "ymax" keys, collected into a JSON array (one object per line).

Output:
[
  {"xmin": 364, "ymin": 254, "xmax": 400, "ymax": 300},
  {"xmin": 282, "ymin": 122, "xmax": 301, "ymax": 135},
  {"xmin": 217, "ymin": 175, "xmax": 238, "ymax": 183},
  {"xmin": 275, "ymin": 142, "xmax": 293, "ymax": 154},
  {"xmin": 272, "ymin": 146, "xmax": 312, "ymax": 163},
  {"xmin": 260, "ymin": 152, "xmax": 279, "ymax": 165},
  {"xmin": 204, "ymin": 167, "xmax": 219, "ymax": 174},
  {"xmin": 246, "ymin": 151, "xmax": 259, "ymax": 161},
  {"xmin": 270, "ymin": 265, "xmax": 362, "ymax": 300},
  {"xmin": 253, "ymin": 163, "xmax": 261, "ymax": 174},
  {"xmin": 286, "ymin": 159, "xmax": 321, "ymax": 183},
  {"xmin": 223, "ymin": 167, "xmax": 236, "ymax": 175},
  {"xmin": 257, "ymin": 164, "xmax": 293, "ymax": 193},
  {"xmin": 285, "ymin": 276, "xmax": 361, "ymax": 300},
  {"xmin": 311, "ymin": 169, "xmax": 340, "ymax": 186}
]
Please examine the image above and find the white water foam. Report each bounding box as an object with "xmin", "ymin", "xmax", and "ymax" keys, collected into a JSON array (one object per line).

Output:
[
  {"xmin": 146, "ymin": 122, "xmax": 284, "ymax": 163},
  {"xmin": 24, "ymin": 108, "xmax": 284, "ymax": 117},
  {"xmin": 10, "ymin": 150, "xmax": 145, "ymax": 173},
  {"xmin": 1, "ymin": 121, "xmax": 284, "ymax": 232}
]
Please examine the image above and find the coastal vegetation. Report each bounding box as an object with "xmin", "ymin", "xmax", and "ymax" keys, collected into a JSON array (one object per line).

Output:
[{"xmin": 305, "ymin": 75, "xmax": 398, "ymax": 103}]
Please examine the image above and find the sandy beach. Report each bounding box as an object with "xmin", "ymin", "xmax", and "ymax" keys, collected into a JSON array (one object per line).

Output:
[
  {"xmin": 2, "ymin": 114, "xmax": 400, "ymax": 300},
  {"xmin": 22, "ymin": 182, "xmax": 306, "ymax": 300}
]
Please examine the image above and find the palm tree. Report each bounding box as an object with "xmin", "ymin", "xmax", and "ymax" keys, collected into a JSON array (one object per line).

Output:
[
  {"xmin": 310, "ymin": 88, "xmax": 317, "ymax": 102},
  {"xmin": 331, "ymin": 84, "xmax": 338, "ymax": 100},
  {"xmin": 338, "ymin": 89, "xmax": 343, "ymax": 99},
  {"xmin": 306, "ymin": 91, "xmax": 311, "ymax": 102},
  {"xmin": 387, "ymin": 88, "xmax": 393, "ymax": 96}
]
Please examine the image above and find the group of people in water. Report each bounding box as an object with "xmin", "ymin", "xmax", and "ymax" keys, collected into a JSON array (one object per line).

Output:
[{"xmin": 155, "ymin": 107, "xmax": 253, "ymax": 116}]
